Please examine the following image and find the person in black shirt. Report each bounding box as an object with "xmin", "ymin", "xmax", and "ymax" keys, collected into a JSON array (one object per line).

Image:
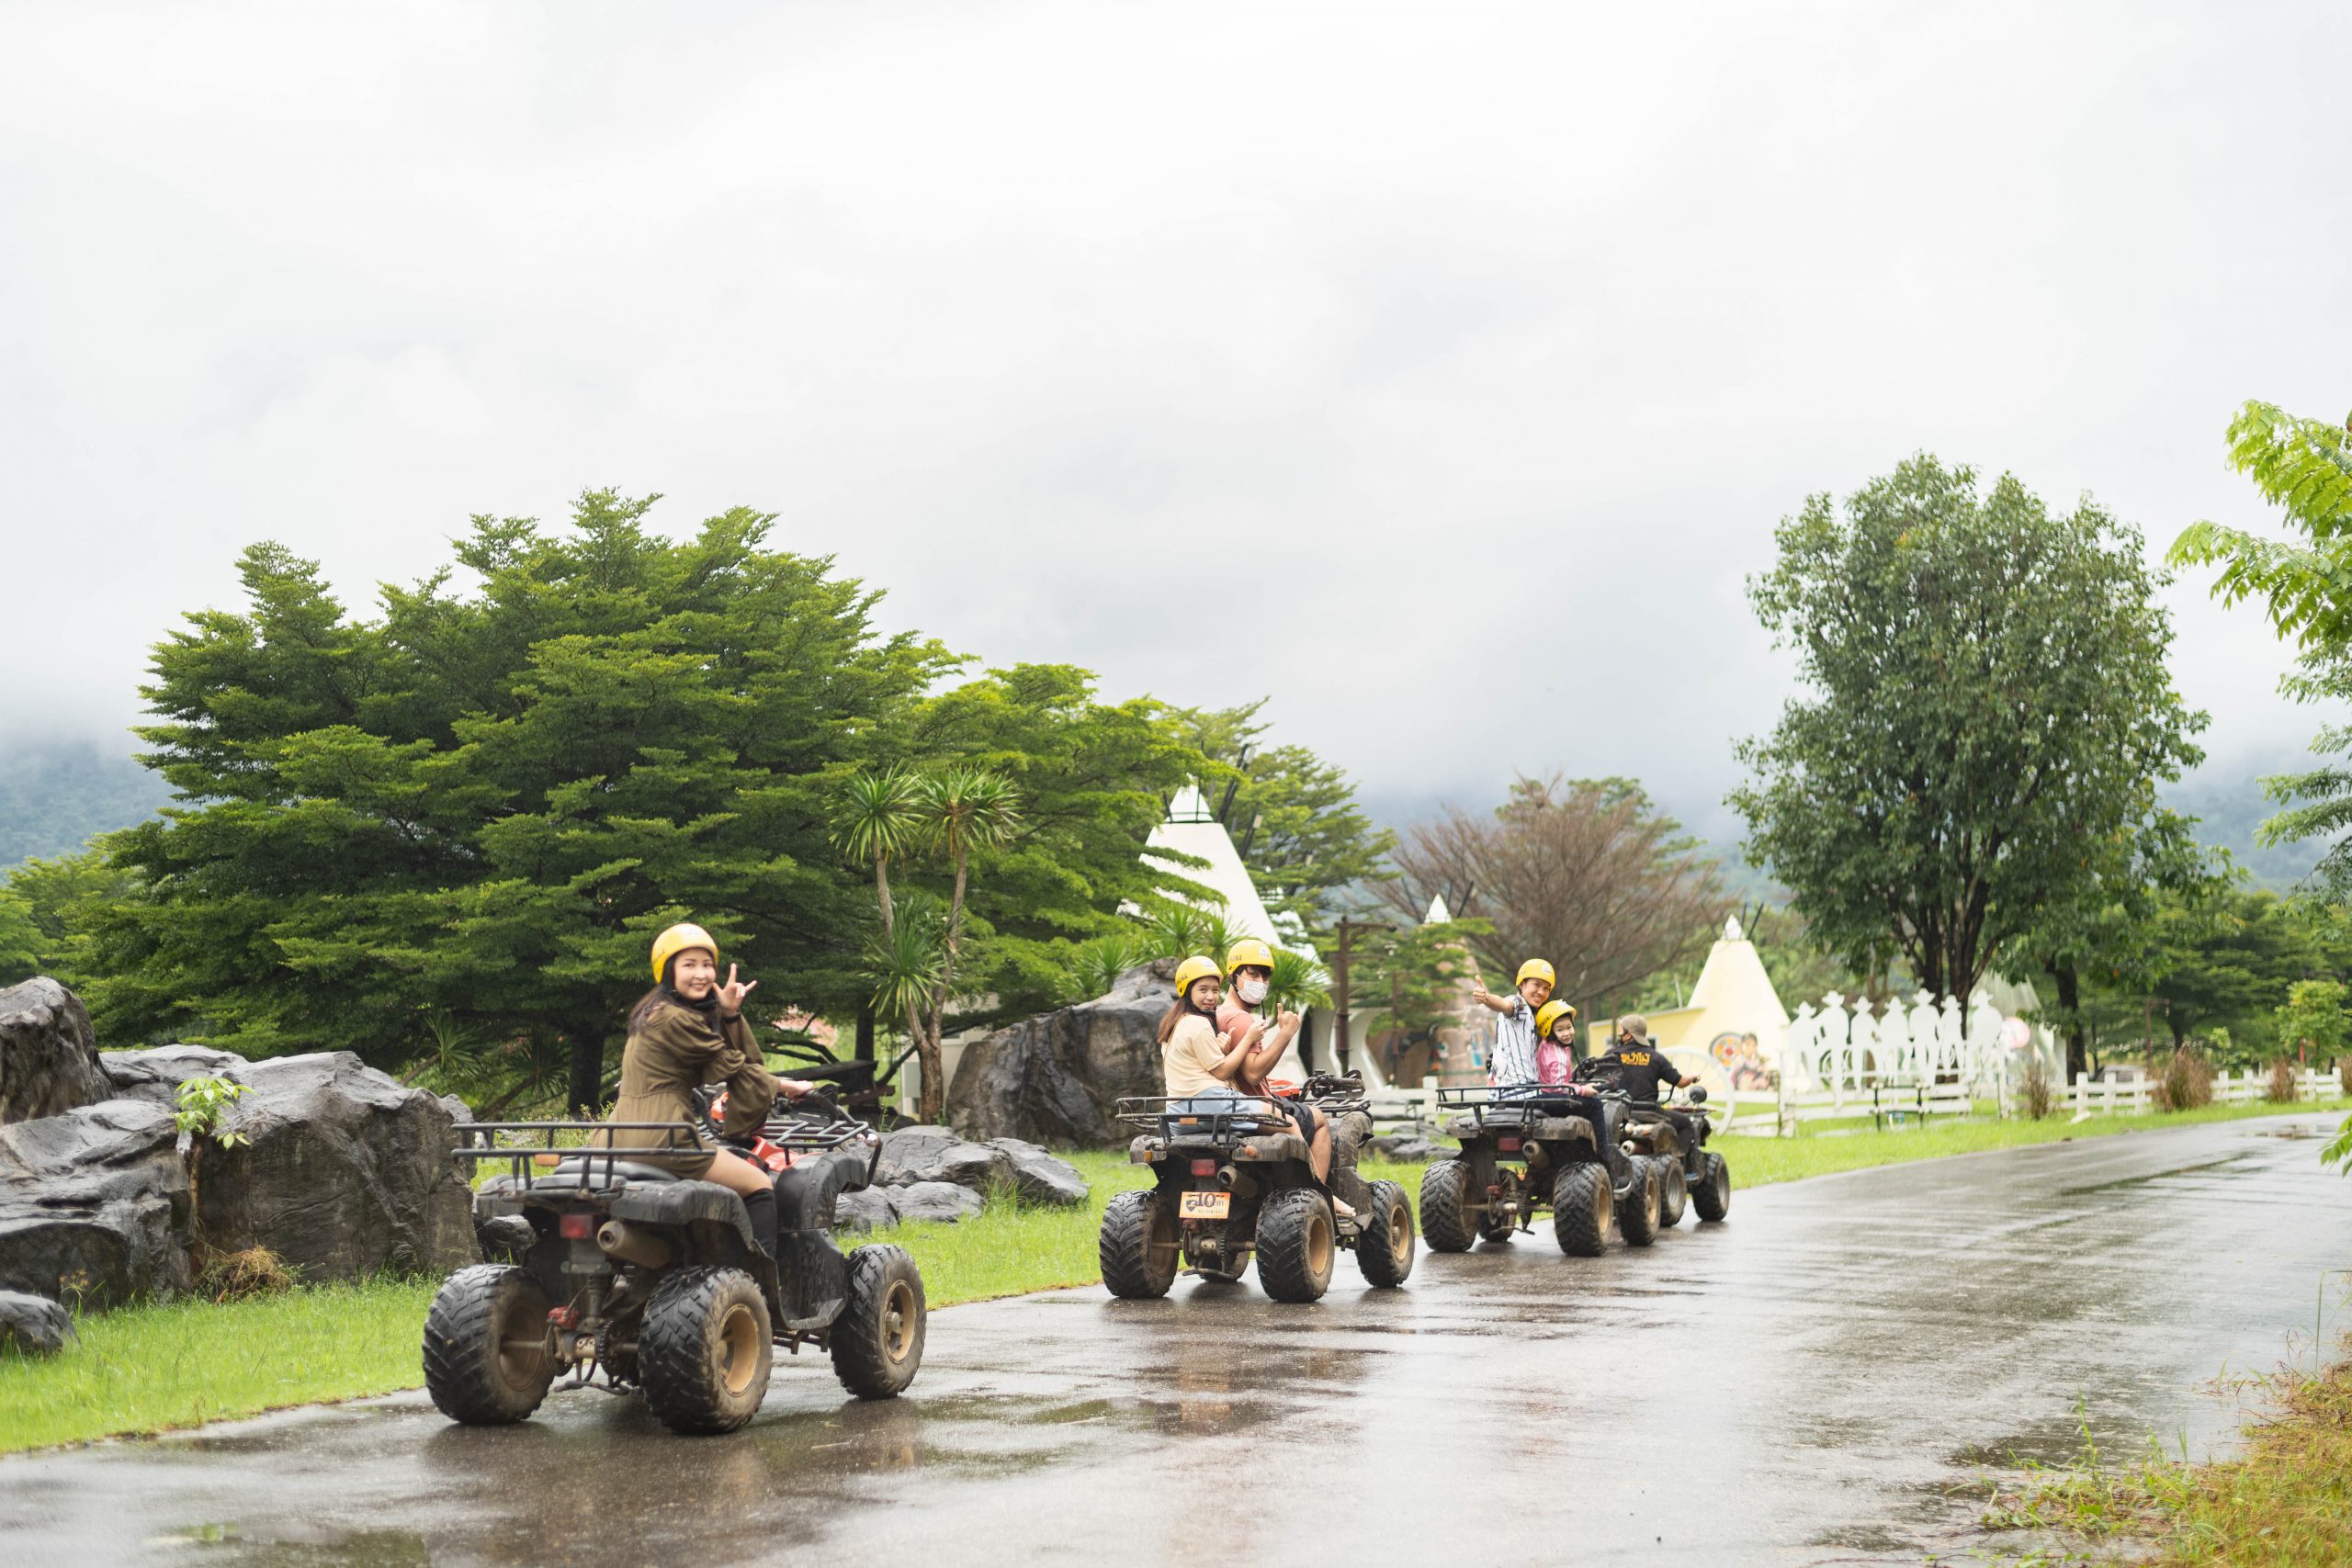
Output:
[{"xmin": 1578, "ymin": 1014, "xmax": 1702, "ymax": 1172}]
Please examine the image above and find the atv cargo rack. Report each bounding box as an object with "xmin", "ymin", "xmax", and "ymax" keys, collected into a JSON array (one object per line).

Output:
[
  {"xmin": 451, "ymin": 1121, "xmax": 710, "ymax": 1191},
  {"xmin": 1114, "ymin": 1095, "xmax": 1294, "ymax": 1140},
  {"xmin": 1436, "ymin": 1084, "xmax": 1634, "ymax": 1132}
]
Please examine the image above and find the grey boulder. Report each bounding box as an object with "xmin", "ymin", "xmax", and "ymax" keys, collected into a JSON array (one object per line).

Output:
[
  {"xmin": 945, "ymin": 960, "xmax": 1175, "ymax": 1147},
  {"xmin": 1369, "ymin": 1133, "xmax": 1440, "ymax": 1163},
  {"xmin": 181, "ymin": 1052, "xmax": 478, "ymax": 1282},
  {"xmin": 96, "ymin": 1043, "xmax": 249, "ymax": 1105},
  {"xmin": 987, "ymin": 1137, "xmax": 1091, "ymax": 1206},
  {"xmin": 832, "ymin": 1187, "xmax": 899, "ymax": 1235},
  {"xmin": 0, "ymin": 1288, "xmax": 75, "ymax": 1355},
  {"xmin": 0, "ymin": 1098, "xmax": 191, "ymax": 1305},
  {"xmin": 889, "ymin": 1181, "xmax": 983, "ymax": 1224},
  {"xmin": 0, "ymin": 1047, "xmax": 477, "ymax": 1306},
  {"xmin": 0, "ymin": 978, "xmax": 110, "ymax": 1126},
  {"xmin": 877, "ymin": 1124, "xmax": 1012, "ymax": 1194}
]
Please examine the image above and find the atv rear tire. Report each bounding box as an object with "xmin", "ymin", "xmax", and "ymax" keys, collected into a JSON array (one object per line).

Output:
[
  {"xmin": 1355, "ymin": 1179, "xmax": 1416, "ymax": 1288},
  {"xmin": 640, "ymin": 1266, "xmax": 773, "ymax": 1435},
  {"xmin": 1418, "ymin": 1159, "xmax": 1477, "ymax": 1254},
  {"xmin": 1100, "ymin": 1189, "xmax": 1181, "ymax": 1299},
  {"xmin": 1692, "ymin": 1151, "xmax": 1732, "ymax": 1222},
  {"xmin": 1550, "ymin": 1163, "xmax": 1612, "ymax": 1257},
  {"xmin": 831, "ymin": 1244, "xmax": 925, "ymax": 1399},
  {"xmin": 1617, "ymin": 1156, "xmax": 1662, "ymax": 1247},
  {"xmin": 422, "ymin": 1264, "xmax": 556, "ymax": 1426},
  {"xmin": 1255, "ymin": 1188, "xmax": 1337, "ymax": 1303},
  {"xmin": 1657, "ymin": 1158, "xmax": 1689, "ymax": 1228}
]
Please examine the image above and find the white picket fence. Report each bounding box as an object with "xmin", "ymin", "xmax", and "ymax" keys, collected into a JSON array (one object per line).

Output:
[{"xmin": 2060, "ymin": 1066, "xmax": 2341, "ymax": 1119}]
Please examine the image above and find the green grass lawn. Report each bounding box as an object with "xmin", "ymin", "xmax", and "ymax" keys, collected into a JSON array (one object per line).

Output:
[{"xmin": 5, "ymin": 1100, "xmax": 2343, "ymax": 1455}]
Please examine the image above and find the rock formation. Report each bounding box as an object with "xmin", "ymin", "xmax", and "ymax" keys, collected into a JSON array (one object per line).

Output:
[
  {"xmin": 0, "ymin": 1018, "xmax": 478, "ymax": 1306},
  {"xmin": 945, "ymin": 960, "xmax": 1174, "ymax": 1147},
  {"xmin": 0, "ymin": 978, "xmax": 109, "ymax": 1125}
]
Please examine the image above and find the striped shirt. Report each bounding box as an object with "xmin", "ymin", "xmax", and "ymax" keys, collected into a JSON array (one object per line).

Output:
[{"xmin": 1487, "ymin": 996, "xmax": 1540, "ymax": 1089}]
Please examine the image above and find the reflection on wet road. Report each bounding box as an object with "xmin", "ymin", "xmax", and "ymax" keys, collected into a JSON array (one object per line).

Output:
[{"xmin": 5, "ymin": 1114, "xmax": 2347, "ymax": 1567}]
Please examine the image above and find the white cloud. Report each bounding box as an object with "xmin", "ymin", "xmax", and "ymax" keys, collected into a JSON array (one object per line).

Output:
[{"xmin": 0, "ymin": 0, "xmax": 2343, "ymax": 837}]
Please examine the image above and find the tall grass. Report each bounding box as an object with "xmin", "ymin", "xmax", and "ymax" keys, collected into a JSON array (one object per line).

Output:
[{"xmin": 2155, "ymin": 1045, "xmax": 2214, "ymax": 1111}]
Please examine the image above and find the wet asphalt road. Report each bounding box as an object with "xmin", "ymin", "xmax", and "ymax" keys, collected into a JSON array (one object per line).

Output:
[{"xmin": 6, "ymin": 1112, "xmax": 2349, "ymax": 1568}]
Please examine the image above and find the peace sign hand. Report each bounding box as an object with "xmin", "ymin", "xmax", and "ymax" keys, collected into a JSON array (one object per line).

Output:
[{"xmin": 716, "ymin": 964, "xmax": 759, "ymax": 1018}]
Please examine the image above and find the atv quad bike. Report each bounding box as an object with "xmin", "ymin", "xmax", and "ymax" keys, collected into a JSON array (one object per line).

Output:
[
  {"xmin": 425, "ymin": 1099, "xmax": 924, "ymax": 1436},
  {"xmin": 1419, "ymin": 1086, "xmax": 1665, "ymax": 1256},
  {"xmin": 1102, "ymin": 1072, "xmax": 1415, "ymax": 1303},
  {"xmin": 1618, "ymin": 1087, "xmax": 1732, "ymax": 1227}
]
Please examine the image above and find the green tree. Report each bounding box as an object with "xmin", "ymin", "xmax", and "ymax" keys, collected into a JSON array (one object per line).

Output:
[
  {"xmin": 94, "ymin": 491, "xmax": 952, "ymax": 1110},
  {"xmin": 0, "ymin": 888, "xmax": 39, "ymax": 986},
  {"xmin": 1730, "ymin": 455, "xmax": 2207, "ymax": 999},
  {"xmin": 2078, "ymin": 888, "xmax": 2348, "ymax": 1067},
  {"xmin": 2276, "ymin": 977, "xmax": 2350, "ymax": 1063},
  {"xmin": 2018, "ymin": 807, "xmax": 2225, "ymax": 1080},
  {"xmin": 890, "ymin": 664, "xmax": 1203, "ymax": 1026},
  {"xmin": 0, "ymin": 846, "xmax": 139, "ymax": 989},
  {"xmin": 1167, "ymin": 700, "xmax": 1396, "ymax": 938},
  {"xmin": 2172, "ymin": 400, "xmax": 2352, "ymax": 890}
]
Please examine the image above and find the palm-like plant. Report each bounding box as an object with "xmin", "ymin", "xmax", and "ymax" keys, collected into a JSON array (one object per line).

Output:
[
  {"xmin": 910, "ymin": 765, "xmax": 1023, "ymax": 1122},
  {"xmin": 831, "ymin": 767, "xmax": 922, "ymax": 941},
  {"xmin": 1066, "ymin": 932, "xmax": 1144, "ymax": 1004},
  {"xmin": 1265, "ymin": 947, "xmax": 1331, "ymax": 1018},
  {"xmin": 1142, "ymin": 902, "xmax": 1215, "ymax": 962}
]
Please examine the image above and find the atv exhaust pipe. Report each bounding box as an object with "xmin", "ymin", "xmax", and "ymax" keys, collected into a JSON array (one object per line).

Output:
[
  {"xmin": 595, "ymin": 1219, "xmax": 673, "ymax": 1269},
  {"xmin": 1216, "ymin": 1166, "xmax": 1238, "ymax": 1190}
]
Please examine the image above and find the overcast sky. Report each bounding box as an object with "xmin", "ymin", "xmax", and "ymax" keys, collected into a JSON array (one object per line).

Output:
[{"xmin": 3, "ymin": 2, "xmax": 2345, "ymax": 842}]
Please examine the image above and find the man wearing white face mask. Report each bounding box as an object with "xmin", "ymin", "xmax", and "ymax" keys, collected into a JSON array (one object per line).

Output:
[{"xmin": 1214, "ymin": 938, "xmax": 1341, "ymax": 1199}]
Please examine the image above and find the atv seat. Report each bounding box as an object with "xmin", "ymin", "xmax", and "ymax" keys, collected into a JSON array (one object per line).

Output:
[{"xmin": 478, "ymin": 1156, "xmax": 693, "ymax": 1196}]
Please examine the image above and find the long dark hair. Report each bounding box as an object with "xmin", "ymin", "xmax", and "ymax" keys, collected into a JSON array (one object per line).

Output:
[
  {"xmin": 1156, "ymin": 980, "xmax": 1218, "ymax": 1045},
  {"xmin": 628, "ymin": 960, "xmax": 718, "ymax": 1032}
]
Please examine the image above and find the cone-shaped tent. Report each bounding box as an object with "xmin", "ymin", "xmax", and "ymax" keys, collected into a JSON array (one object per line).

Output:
[{"xmin": 1585, "ymin": 916, "xmax": 1790, "ymax": 1098}]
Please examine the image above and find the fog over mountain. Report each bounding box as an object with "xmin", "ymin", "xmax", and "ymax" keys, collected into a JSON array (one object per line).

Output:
[{"xmin": 3, "ymin": 4, "xmax": 2345, "ymax": 854}]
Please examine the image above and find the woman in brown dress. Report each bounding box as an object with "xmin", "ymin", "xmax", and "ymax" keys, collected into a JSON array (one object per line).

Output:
[{"xmin": 602, "ymin": 922, "xmax": 816, "ymax": 1259}]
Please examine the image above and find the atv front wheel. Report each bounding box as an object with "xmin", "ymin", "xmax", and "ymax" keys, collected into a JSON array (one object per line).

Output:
[
  {"xmin": 640, "ymin": 1266, "xmax": 773, "ymax": 1435},
  {"xmin": 1550, "ymin": 1163, "xmax": 1612, "ymax": 1257},
  {"xmin": 1657, "ymin": 1157, "xmax": 1689, "ymax": 1228},
  {"xmin": 1692, "ymin": 1151, "xmax": 1732, "ymax": 1222},
  {"xmin": 1355, "ymin": 1179, "xmax": 1416, "ymax": 1288},
  {"xmin": 831, "ymin": 1244, "xmax": 925, "ymax": 1399},
  {"xmin": 1617, "ymin": 1156, "xmax": 1662, "ymax": 1247},
  {"xmin": 1255, "ymin": 1188, "xmax": 1337, "ymax": 1303},
  {"xmin": 1100, "ymin": 1190, "xmax": 1181, "ymax": 1299},
  {"xmin": 1418, "ymin": 1159, "xmax": 1477, "ymax": 1253},
  {"xmin": 422, "ymin": 1264, "xmax": 556, "ymax": 1426}
]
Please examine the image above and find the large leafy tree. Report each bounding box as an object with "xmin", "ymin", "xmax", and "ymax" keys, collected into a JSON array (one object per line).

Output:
[
  {"xmin": 94, "ymin": 491, "xmax": 952, "ymax": 1110},
  {"xmin": 1730, "ymin": 456, "xmax": 2207, "ymax": 1000},
  {"xmin": 1376, "ymin": 773, "xmax": 1727, "ymax": 1025}
]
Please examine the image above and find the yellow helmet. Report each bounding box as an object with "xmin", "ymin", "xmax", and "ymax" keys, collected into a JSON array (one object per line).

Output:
[
  {"xmin": 1534, "ymin": 999, "xmax": 1577, "ymax": 1041},
  {"xmin": 650, "ymin": 922, "xmax": 719, "ymax": 983},
  {"xmin": 1225, "ymin": 937, "xmax": 1275, "ymax": 976},
  {"xmin": 1516, "ymin": 958, "xmax": 1556, "ymax": 991},
  {"xmin": 1172, "ymin": 954, "xmax": 1222, "ymax": 1003}
]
